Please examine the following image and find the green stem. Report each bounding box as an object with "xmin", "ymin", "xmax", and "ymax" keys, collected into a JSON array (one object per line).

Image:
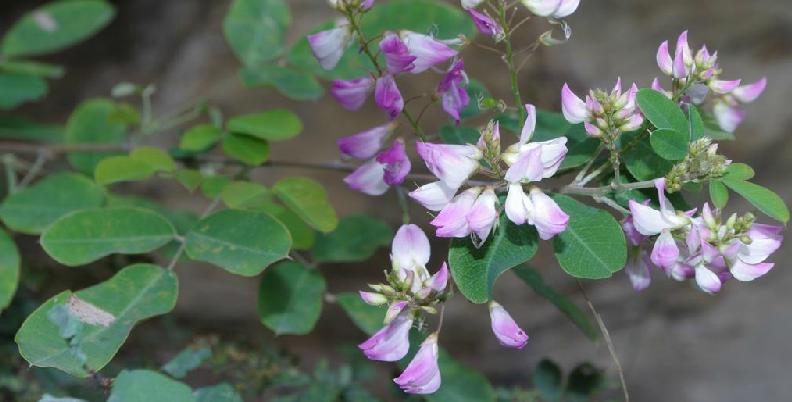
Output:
[{"xmin": 497, "ymin": 1, "xmax": 525, "ymax": 122}]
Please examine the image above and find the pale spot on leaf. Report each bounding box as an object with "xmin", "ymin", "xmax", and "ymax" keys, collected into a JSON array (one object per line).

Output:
[
  {"xmin": 33, "ymin": 11, "xmax": 58, "ymax": 32},
  {"xmin": 67, "ymin": 295, "xmax": 115, "ymax": 327}
]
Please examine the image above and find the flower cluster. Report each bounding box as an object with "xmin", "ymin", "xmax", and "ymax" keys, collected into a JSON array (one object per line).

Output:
[
  {"xmin": 652, "ymin": 31, "xmax": 767, "ymax": 133},
  {"xmin": 410, "ymin": 105, "xmax": 570, "ymax": 245},
  {"xmin": 624, "ymin": 179, "xmax": 783, "ymax": 293},
  {"xmin": 338, "ymin": 123, "xmax": 413, "ymax": 195},
  {"xmin": 561, "ymin": 78, "xmax": 644, "ymax": 139},
  {"xmin": 359, "ymin": 224, "xmax": 528, "ymax": 394}
]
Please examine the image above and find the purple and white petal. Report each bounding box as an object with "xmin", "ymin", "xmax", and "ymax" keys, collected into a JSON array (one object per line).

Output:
[
  {"xmin": 650, "ymin": 230, "xmax": 679, "ymax": 269},
  {"xmin": 307, "ymin": 22, "xmax": 352, "ymax": 71},
  {"xmin": 467, "ymin": 188, "xmax": 499, "ymax": 243},
  {"xmin": 331, "ymin": 77, "xmax": 374, "ymax": 111},
  {"xmin": 521, "ymin": 0, "xmax": 562, "ymax": 17},
  {"xmin": 656, "ymin": 40, "xmax": 673, "ymax": 76},
  {"xmin": 730, "ymin": 260, "xmax": 774, "ymax": 282},
  {"xmin": 401, "ymin": 32, "xmax": 458, "ymax": 73},
  {"xmin": 416, "ymin": 142, "xmax": 482, "ymax": 189},
  {"xmin": 505, "ymin": 184, "xmax": 531, "ymax": 225},
  {"xmin": 409, "ymin": 181, "xmax": 457, "ymax": 211},
  {"xmin": 552, "ymin": 0, "xmax": 580, "ymax": 18},
  {"xmin": 344, "ymin": 159, "xmax": 388, "ymax": 196},
  {"xmin": 394, "ymin": 334, "xmax": 441, "ymax": 394},
  {"xmin": 625, "ymin": 250, "xmax": 652, "ymax": 292},
  {"xmin": 489, "ymin": 301, "xmax": 529, "ymax": 349},
  {"xmin": 392, "ymin": 224, "xmax": 431, "ymax": 272},
  {"xmin": 561, "ymin": 84, "xmax": 589, "ymax": 124},
  {"xmin": 468, "ymin": 9, "xmax": 504, "ymax": 38},
  {"xmin": 438, "ymin": 59, "xmax": 469, "ymax": 124},
  {"xmin": 376, "ymin": 138, "xmax": 412, "ymax": 185},
  {"xmin": 375, "ymin": 74, "xmax": 404, "ymax": 119},
  {"xmin": 713, "ymin": 101, "xmax": 745, "ymax": 133},
  {"xmin": 359, "ymin": 310, "xmax": 413, "ymax": 361},
  {"xmin": 380, "ymin": 32, "xmax": 416, "ymax": 74},
  {"xmin": 527, "ymin": 188, "xmax": 569, "ymax": 240},
  {"xmin": 520, "ymin": 104, "xmax": 537, "ymax": 145},
  {"xmin": 694, "ymin": 266, "xmax": 722, "ymax": 294},
  {"xmin": 337, "ymin": 122, "xmax": 391, "ymax": 160},
  {"xmin": 359, "ymin": 291, "xmax": 387, "ymax": 306},
  {"xmin": 709, "ymin": 79, "xmax": 741, "ymax": 95},
  {"xmin": 431, "ymin": 188, "xmax": 479, "ymax": 238},
  {"xmin": 733, "ymin": 78, "xmax": 767, "ymax": 103}
]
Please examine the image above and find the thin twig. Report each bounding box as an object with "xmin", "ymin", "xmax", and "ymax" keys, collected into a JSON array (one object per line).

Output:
[
  {"xmin": 576, "ymin": 280, "xmax": 629, "ymax": 402},
  {"xmin": 166, "ymin": 196, "xmax": 221, "ymax": 270},
  {"xmin": 18, "ymin": 150, "xmax": 48, "ymax": 188}
]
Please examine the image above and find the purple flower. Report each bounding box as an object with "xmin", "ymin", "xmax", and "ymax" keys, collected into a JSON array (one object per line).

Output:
[
  {"xmin": 400, "ymin": 32, "xmax": 458, "ymax": 74},
  {"xmin": 709, "ymin": 79, "xmax": 742, "ymax": 95},
  {"xmin": 337, "ymin": 122, "xmax": 392, "ymax": 160},
  {"xmin": 394, "ymin": 334, "xmax": 441, "ymax": 394},
  {"xmin": 391, "ymin": 224, "xmax": 431, "ymax": 290},
  {"xmin": 307, "ymin": 20, "xmax": 352, "ymax": 71},
  {"xmin": 628, "ymin": 179, "xmax": 689, "ymax": 235},
  {"xmin": 376, "ymin": 138, "xmax": 411, "ymax": 185},
  {"xmin": 331, "ymin": 77, "xmax": 374, "ymax": 111},
  {"xmin": 623, "ymin": 214, "xmax": 648, "ymax": 247},
  {"xmin": 625, "ymin": 249, "xmax": 652, "ymax": 292},
  {"xmin": 380, "ymin": 32, "xmax": 417, "ymax": 74},
  {"xmin": 561, "ymin": 83, "xmax": 588, "ymax": 124},
  {"xmin": 416, "ymin": 142, "xmax": 482, "ymax": 189},
  {"xmin": 468, "ymin": 9, "xmax": 504, "ymax": 39},
  {"xmin": 467, "ymin": 188, "xmax": 499, "ymax": 244},
  {"xmin": 374, "ymin": 74, "xmax": 404, "ymax": 119},
  {"xmin": 361, "ymin": 0, "xmax": 375, "ymax": 10},
  {"xmin": 344, "ymin": 159, "xmax": 388, "ymax": 196},
  {"xmin": 489, "ymin": 301, "xmax": 528, "ymax": 349},
  {"xmin": 437, "ymin": 59, "xmax": 470, "ymax": 124},
  {"xmin": 672, "ymin": 31, "xmax": 692, "ymax": 79},
  {"xmin": 430, "ymin": 187, "xmax": 479, "ymax": 238},
  {"xmin": 359, "ymin": 291, "xmax": 387, "ymax": 305},
  {"xmin": 504, "ymin": 186, "xmax": 568, "ymax": 239},
  {"xmin": 694, "ymin": 265, "xmax": 722, "ymax": 294},
  {"xmin": 409, "ymin": 181, "xmax": 458, "ymax": 211},
  {"xmin": 650, "ymin": 230, "xmax": 679, "ymax": 269},
  {"xmin": 359, "ymin": 310, "xmax": 413, "ymax": 361},
  {"xmin": 733, "ymin": 78, "xmax": 767, "ymax": 103},
  {"xmin": 656, "ymin": 40, "xmax": 673, "ymax": 76}
]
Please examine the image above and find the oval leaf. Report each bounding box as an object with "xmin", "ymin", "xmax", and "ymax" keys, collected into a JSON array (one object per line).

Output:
[
  {"xmin": 0, "ymin": 230, "xmax": 20, "ymax": 312},
  {"xmin": 41, "ymin": 207, "xmax": 175, "ymax": 266},
  {"xmin": 179, "ymin": 124, "xmax": 222, "ymax": 152},
  {"xmin": 0, "ymin": 73, "xmax": 47, "ymax": 109},
  {"xmin": 650, "ymin": 128, "xmax": 688, "ymax": 160},
  {"xmin": 129, "ymin": 146, "xmax": 176, "ymax": 172},
  {"xmin": 226, "ymin": 109, "xmax": 302, "ymax": 141},
  {"xmin": 65, "ymin": 99, "xmax": 128, "ymax": 174},
  {"xmin": 0, "ymin": 172, "xmax": 105, "ymax": 234},
  {"xmin": 220, "ymin": 181, "xmax": 271, "ymax": 210},
  {"xmin": 312, "ymin": 215, "xmax": 392, "ymax": 263},
  {"xmin": 273, "ymin": 177, "xmax": 338, "ymax": 233},
  {"xmin": 723, "ymin": 179, "xmax": 789, "ymax": 224},
  {"xmin": 223, "ymin": 0, "xmax": 290, "ymax": 67},
  {"xmin": 222, "ymin": 133, "xmax": 270, "ymax": 166},
  {"xmin": 551, "ymin": 194, "xmax": 627, "ymax": 279},
  {"xmin": 185, "ymin": 209, "xmax": 291, "ymax": 276},
  {"xmin": 449, "ymin": 214, "xmax": 539, "ymax": 304},
  {"xmin": 709, "ymin": 180, "xmax": 729, "ymax": 209},
  {"xmin": 15, "ymin": 264, "xmax": 177, "ymax": 376},
  {"xmin": 94, "ymin": 156, "xmax": 154, "ymax": 185},
  {"xmin": 108, "ymin": 369, "xmax": 194, "ymax": 402},
  {"xmin": 636, "ymin": 89, "xmax": 688, "ymax": 134},
  {"xmin": 258, "ymin": 261, "xmax": 326, "ymax": 335}
]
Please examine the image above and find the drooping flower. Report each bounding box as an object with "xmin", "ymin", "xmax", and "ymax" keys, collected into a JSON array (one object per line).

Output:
[
  {"xmin": 650, "ymin": 230, "xmax": 680, "ymax": 269},
  {"xmin": 504, "ymin": 185, "xmax": 568, "ymax": 240},
  {"xmin": 437, "ymin": 59, "xmax": 470, "ymax": 124},
  {"xmin": 380, "ymin": 32, "xmax": 417, "ymax": 74},
  {"xmin": 359, "ymin": 309, "xmax": 413, "ymax": 361},
  {"xmin": 430, "ymin": 187, "xmax": 479, "ymax": 238},
  {"xmin": 625, "ymin": 248, "xmax": 652, "ymax": 292},
  {"xmin": 489, "ymin": 301, "xmax": 529, "ymax": 349},
  {"xmin": 467, "ymin": 9, "xmax": 504, "ymax": 40},
  {"xmin": 467, "ymin": 187, "xmax": 499, "ymax": 243},
  {"xmin": 374, "ymin": 74, "xmax": 404, "ymax": 119},
  {"xmin": 521, "ymin": 0, "xmax": 579, "ymax": 18},
  {"xmin": 307, "ymin": 19, "xmax": 353, "ymax": 70},
  {"xmin": 344, "ymin": 159, "xmax": 388, "ymax": 196},
  {"xmin": 337, "ymin": 122, "xmax": 392, "ymax": 160},
  {"xmin": 400, "ymin": 32, "xmax": 458, "ymax": 74},
  {"xmin": 628, "ymin": 179, "xmax": 690, "ymax": 236},
  {"xmin": 712, "ymin": 78, "xmax": 767, "ymax": 133},
  {"xmin": 391, "ymin": 224, "xmax": 431, "ymax": 282},
  {"xmin": 409, "ymin": 181, "xmax": 458, "ymax": 211},
  {"xmin": 415, "ymin": 142, "xmax": 482, "ymax": 189},
  {"xmin": 331, "ymin": 77, "xmax": 374, "ymax": 111},
  {"xmin": 394, "ymin": 334, "xmax": 441, "ymax": 394},
  {"xmin": 376, "ymin": 138, "xmax": 412, "ymax": 185}
]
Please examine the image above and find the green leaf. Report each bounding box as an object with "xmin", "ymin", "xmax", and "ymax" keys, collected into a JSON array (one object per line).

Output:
[
  {"xmin": 0, "ymin": 229, "xmax": 20, "ymax": 312},
  {"xmin": 130, "ymin": 146, "xmax": 176, "ymax": 172},
  {"xmin": 223, "ymin": 0, "xmax": 290, "ymax": 66},
  {"xmin": 179, "ymin": 124, "xmax": 222, "ymax": 151},
  {"xmin": 621, "ymin": 130, "xmax": 673, "ymax": 181},
  {"xmin": 221, "ymin": 181, "xmax": 271, "ymax": 210},
  {"xmin": 449, "ymin": 214, "xmax": 539, "ymax": 304},
  {"xmin": 688, "ymin": 106, "xmax": 705, "ymax": 141},
  {"xmin": 195, "ymin": 383, "xmax": 243, "ymax": 402},
  {"xmin": 439, "ymin": 125, "xmax": 480, "ymax": 145},
  {"xmin": 551, "ymin": 194, "xmax": 627, "ymax": 279},
  {"xmin": 650, "ymin": 128, "xmax": 688, "ymax": 160},
  {"xmin": 636, "ymin": 89, "xmax": 688, "ymax": 134},
  {"xmin": 273, "ymin": 177, "xmax": 338, "ymax": 233},
  {"xmin": 200, "ymin": 175, "xmax": 230, "ymax": 198},
  {"xmin": 108, "ymin": 369, "xmax": 194, "ymax": 402},
  {"xmin": 565, "ymin": 363, "xmax": 604, "ymax": 402},
  {"xmin": 709, "ymin": 180, "xmax": 729, "ymax": 209},
  {"xmin": 94, "ymin": 156, "xmax": 155, "ymax": 185},
  {"xmin": 0, "ymin": 60, "xmax": 64, "ymax": 78},
  {"xmin": 0, "ymin": 73, "xmax": 47, "ymax": 109},
  {"xmin": 226, "ymin": 110, "xmax": 302, "ymax": 141},
  {"xmin": 185, "ymin": 209, "xmax": 292, "ymax": 276},
  {"xmin": 240, "ymin": 65, "xmax": 324, "ymax": 101},
  {"xmin": 175, "ymin": 169, "xmax": 202, "ymax": 192},
  {"xmin": 16, "ymin": 264, "xmax": 178, "ymax": 376},
  {"xmin": 0, "ymin": 172, "xmax": 104, "ymax": 234},
  {"xmin": 532, "ymin": 359, "xmax": 563, "ymax": 402},
  {"xmin": 65, "ymin": 99, "xmax": 128, "ymax": 174},
  {"xmin": 258, "ymin": 261, "xmax": 326, "ymax": 335},
  {"xmin": 0, "ymin": 115, "xmax": 63, "ymax": 142},
  {"xmin": 312, "ymin": 215, "xmax": 392, "ymax": 263},
  {"xmin": 222, "ymin": 133, "xmax": 270, "ymax": 166},
  {"xmin": 1, "ymin": 0, "xmax": 114, "ymax": 57},
  {"xmin": 161, "ymin": 346, "xmax": 211, "ymax": 379},
  {"xmin": 723, "ymin": 162, "xmax": 754, "ymax": 181},
  {"xmin": 261, "ymin": 202, "xmax": 316, "ymax": 250},
  {"xmin": 722, "ymin": 179, "xmax": 789, "ymax": 224},
  {"xmin": 513, "ymin": 266, "xmax": 598, "ymax": 340},
  {"xmin": 41, "ymin": 207, "xmax": 175, "ymax": 266}
]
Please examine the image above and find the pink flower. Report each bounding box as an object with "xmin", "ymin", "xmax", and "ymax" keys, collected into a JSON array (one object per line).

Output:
[
  {"xmin": 467, "ymin": 188, "xmax": 499, "ymax": 244},
  {"xmin": 337, "ymin": 122, "xmax": 392, "ymax": 160},
  {"xmin": 376, "ymin": 138, "xmax": 411, "ymax": 185},
  {"xmin": 409, "ymin": 181, "xmax": 457, "ymax": 211},
  {"xmin": 374, "ymin": 74, "xmax": 404, "ymax": 119},
  {"xmin": 625, "ymin": 249, "xmax": 652, "ymax": 292},
  {"xmin": 656, "ymin": 40, "xmax": 673, "ymax": 76},
  {"xmin": 623, "ymin": 213, "xmax": 648, "ymax": 247},
  {"xmin": 733, "ymin": 78, "xmax": 767, "ymax": 103},
  {"xmin": 650, "ymin": 230, "xmax": 679, "ymax": 269},
  {"xmin": 561, "ymin": 83, "xmax": 589, "ymax": 124},
  {"xmin": 628, "ymin": 179, "xmax": 689, "ymax": 235},
  {"xmin": 713, "ymin": 101, "xmax": 745, "ymax": 133},
  {"xmin": 430, "ymin": 187, "xmax": 479, "ymax": 238},
  {"xmin": 391, "ymin": 224, "xmax": 431, "ymax": 273},
  {"xmin": 344, "ymin": 159, "xmax": 388, "ymax": 196},
  {"xmin": 359, "ymin": 310, "xmax": 413, "ymax": 361},
  {"xmin": 694, "ymin": 265, "xmax": 722, "ymax": 294},
  {"xmin": 504, "ymin": 185, "xmax": 568, "ymax": 239},
  {"xmin": 380, "ymin": 32, "xmax": 416, "ymax": 73},
  {"xmin": 359, "ymin": 291, "xmax": 388, "ymax": 305},
  {"xmin": 468, "ymin": 9, "xmax": 504, "ymax": 39},
  {"xmin": 709, "ymin": 79, "xmax": 742, "ymax": 95},
  {"xmin": 438, "ymin": 59, "xmax": 470, "ymax": 124},
  {"xmin": 489, "ymin": 301, "xmax": 528, "ymax": 349},
  {"xmin": 416, "ymin": 142, "xmax": 482, "ymax": 189},
  {"xmin": 331, "ymin": 77, "xmax": 374, "ymax": 111},
  {"xmin": 394, "ymin": 334, "xmax": 441, "ymax": 394},
  {"xmin": 400, "ymin": 32, "xmax": 458, "ymax": 74},
  {"xmin": 503, "ymin": 137, "xmax": 569, "ymax": 183},
  {"xmin": 672, "ymin": 31, "xmax": 692, "ymax": 79},
  {"xmin": 307, "ymin": 20, "xmax": 352, "ymax": 70}
]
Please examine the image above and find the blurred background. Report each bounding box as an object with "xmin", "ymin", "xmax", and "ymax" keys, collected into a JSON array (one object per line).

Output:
[{"xmin": 2, "ymin": 0, "xmax": 791, "ymax": 401}]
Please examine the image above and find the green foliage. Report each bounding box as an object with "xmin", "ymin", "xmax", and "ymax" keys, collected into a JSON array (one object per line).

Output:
[
  {"xmin": 532, "ymin": 359, "xmax": 563, "ymax": 401},
  {"xmin": 16, "ymin": 264, "xmax": 178, "ymax": 377},
  {"xmin": 650, "ymin": 128, "xmax": 688, "ymax": 160},
  {"xmin": 312, "ymin": 215, "xmax": 392, "ymax": 263},
  {"xmin": 513, "ymin": 267, "xmax": 598, "ymax": 341},
  {"xmin": 185, "ymin": 209, "xmax": 292, "ymax": 276},
  {"xmin": 0, "ymin": 73, "xmax": 47, "ymax": 109},
  {"xmin": 636, "ymin": 89, "xmax": 689, "ymax": 134},
  {"xmin": 94, "ymin": 156, "xmax": 155, "ymax": 185},
  {"xmin": 261, "ymin": 202, "xmax": 316, "ymax": 250},
  {"xmin": 621, "ymin": 130, "xmax": 673, "ymax": 181},
  {"xmin": 108, "ymin": 369, "xmax": 194, "ymax": 402},
  {"xmin": 258, "ymin": 261, "xmax": 326, "ymax": 335},
  {"xmin": 551, "ymin": 194, "xmax": 627, "ymax": 279},
  {"xmin": 1, "ymin": 0, "xmax": 115, "ymax": 58},
  {"xmin": 227, "ymin": 110, "xmax": 302, "ymax": 141},
  {"xmin": 129, "ymin": 146, "xmax": 176, "ymax": 172},
  {"xmin": 723, "ymin": 178, "xmax": 789, "ymax": 224},
  {"xmin": 161, "ymin": 346, "xmax": 212, "ymax": 379},
  {"xmin": 195, "ymin": 383, "xmax": 243, "ymax": 402},
  {"xmin": 0, "ymin": 172, "xmax": 105, "ymax": 234},
  {"xmin": 449, "ymin": 214, "xmax": 539, "ymax": 304},
  {"xmin": 0, "ymin": 229, "xmax": 20, "ymax": 312},
  {"xmin": 0, "ymin": 115, "xmax": 63, "ymax": 142},
  {"xmin": 223, "ymin": 0, "xmax": 291, "ymax": 67},
  {"xmin": 273, "ymin": 177, "xmax": 338, "ymax": 233},
  {"xmin": 723, "ymin": 162, "xmax": 754, "ymax": 181},
  {"xmin": 0, "ymin": 59, "xmax": 65, "ymax": 78},
  {"xmin": 64, "ymin": 99, "xmax": 128, "ymax": 174},
  {"xmin": 565, "ymin": 363, "xmax": 605, "ymax": 402},
  {"xmin": 240, "ymin": 65, "xmax": 324, "ymax": 101},
  {"xmin": 220, "ymin": 181, "xmax": 272, "ymax": 210},
  {"xmin": 222, "ymin": 133, "xmax": 270, "ymax": 166},
  {"xmin": 179, "ymin": 124, "xmax": 222, "ymax": 151},
  {"xmin": 440, "ymin": 125, "xmax": 480, "ymax": 145},
  {"xmin": 709, "ymin": 180, "xmax": 729, "ymax": 209},
  {"xmin": 40, "ymin": 207, "xmax": 175, "ymax": 266},
  {"xmin": 688, "ymin": 106, "xmax": 705, "ymax": 141}
]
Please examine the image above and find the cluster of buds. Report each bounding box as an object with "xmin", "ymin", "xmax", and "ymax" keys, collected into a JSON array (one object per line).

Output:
[
  {"xmin": 561, "ymin": 79, "xmax": 644, "ymax": 140},
  {"xmin": 652, "ymin": 31, "xmax": 767, "ymax": 133},
  {"xmin": 409, "ymin": 105, "xmax": 570, "ymax": 245},
  {"xmin": 664, "ymin": 138, "xmax": 731, "ymax": 192},
  {"xmin": 624, "ymin": 179, "xmax": 783, "ymax": 293},
  {"xmin": 359, "ymin": 224, "xmax": 528, "ymax": 394}
]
